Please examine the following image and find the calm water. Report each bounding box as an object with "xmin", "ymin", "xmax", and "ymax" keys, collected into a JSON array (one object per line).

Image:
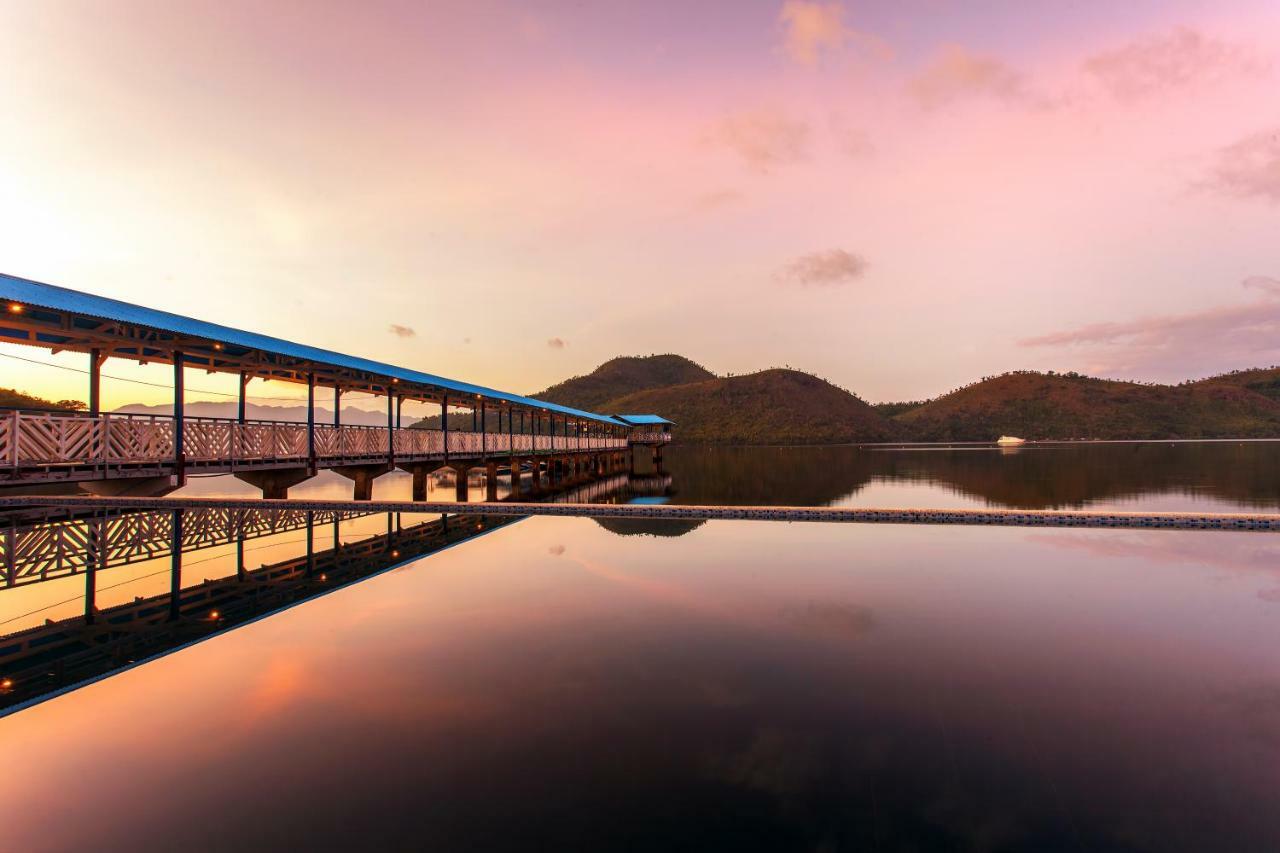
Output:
[
  {"xmin": 4, "ymin": 444, "xmax": 1280, "ymax": 850},
  {"xmin": 172, "ymin": 440, "xmax": 1280, "ymax": 512}
]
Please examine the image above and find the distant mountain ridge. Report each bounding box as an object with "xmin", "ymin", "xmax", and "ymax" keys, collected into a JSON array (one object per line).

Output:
[
  {"xmin": 16, "ymin": 357, "xmax": 1280, "ymax": 443},
  {"xmin": 537, "ymin": 358, "xmax": 1280, "ymax": 443},
  {"xmin": 113, "ymin": 401, "xmax": 389, "ymax": 425},
  {"xmin": 890, "ymin": 370, "xmax": 1280, "ymax": 441}
]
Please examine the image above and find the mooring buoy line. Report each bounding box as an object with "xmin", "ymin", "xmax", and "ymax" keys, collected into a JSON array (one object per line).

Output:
[{"xmin": 2, "ymin": 495, "xmax": 1279, "ymax": 532}]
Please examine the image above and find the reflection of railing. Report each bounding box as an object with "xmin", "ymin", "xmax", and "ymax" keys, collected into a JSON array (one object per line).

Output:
[
  {"xmin": 0, "ymin": 510, "xmax": 524, "ymax": 712},
  {"xmin": 0, "ymin": 506, "xmax": 374, "ymax": 589},
  {"xmin": 2, "ymin": 409, "xmax": 629, "ymax": 473}
]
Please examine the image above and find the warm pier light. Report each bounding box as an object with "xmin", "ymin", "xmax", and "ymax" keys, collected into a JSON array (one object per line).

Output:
[
  {"xmin": 209, "ymin": 609, "xmax": 220, "ymax": 620},
  {"xmin": 213, "ymin": 342, "xmax": 223, "ymax": 350},
  {"xmin": 0, "ymin": 677, "xmax": 12, "ymax": 690},
  {"xmin": 6, "ymin": 302, "xmax": 23, "ymax": 313},
  {"xmin": 391, "ymin": 550, "xmax": 400, "ymax": 558}
]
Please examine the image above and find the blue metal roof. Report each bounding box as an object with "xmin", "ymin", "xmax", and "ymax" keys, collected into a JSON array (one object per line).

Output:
[
  {"xmin": 0, "ymin": 272, "xmax": 633, "ymax": 426},
  {"xmin": 614, "ymin": 414, "xmax": 675, "ymax": 426}
]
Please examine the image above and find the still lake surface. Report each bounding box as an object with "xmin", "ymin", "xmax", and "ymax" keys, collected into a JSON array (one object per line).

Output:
[{"xmin": 4, "ymin": 442, "xmax": 1279, "ymax": 850}]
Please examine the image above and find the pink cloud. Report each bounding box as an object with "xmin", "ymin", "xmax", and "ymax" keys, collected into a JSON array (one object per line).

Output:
[
  {"xmin": 1203, "ymin": 129, "xmax": 1280, "ymax": 204},
  {"xmin": 709, "ymin": 110, "xmax": 810, "ymax": 172},
  {"xmin": 1083, "ymin": 27, "xmax": 1267, "ymax": 101},
  {"xmin": 1018, "ymin": 278, "xmax": 1280, "ymax": 377},
  {"xmin": 778, "ymin": 1, "xmax": 851, "ymax": 66},
  {"xmin": 907, "ymin": 46, "xmax": 1035, "ymax": 110},
  {"xmin": 776, "ymin": 249, "xmax": 868, "ymax": 287}
]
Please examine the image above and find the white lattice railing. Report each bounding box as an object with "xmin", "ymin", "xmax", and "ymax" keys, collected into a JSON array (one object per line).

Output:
[
  {"xmin": 3, "ymin": 410, "xmax": 630, "ymax": 470},
  {"xmin": 628, "ymin": 431, "xmax": 671, "ymax": 444}
]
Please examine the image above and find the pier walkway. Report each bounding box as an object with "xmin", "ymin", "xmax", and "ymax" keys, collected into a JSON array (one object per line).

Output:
[{"xmin": 0, "ymin": 273, "xmax": 672, "ymax": 499}]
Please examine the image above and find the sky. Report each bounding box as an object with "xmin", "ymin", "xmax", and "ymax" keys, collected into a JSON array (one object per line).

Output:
[{"xmin": 1, "ymin": 0, "xmax": 1278, "ymax": 407}]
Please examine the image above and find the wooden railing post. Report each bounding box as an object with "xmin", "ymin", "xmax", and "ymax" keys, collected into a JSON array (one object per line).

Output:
[
  {"xmin": 387, "ymin": 391, "xmax": 395, "ymax": 468},
  {"xmin": 442, "ymin": 395, "xmax": 449, "ymax": 463},
  {"xmin": 307, "ymin": 373, "xmax": 317, "ymax": 473},
  {"xmin": 173, "ymin": 351, "xmax": 185, "ymax": 483}
]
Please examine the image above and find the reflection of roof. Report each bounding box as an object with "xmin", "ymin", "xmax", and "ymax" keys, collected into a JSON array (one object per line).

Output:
[
  {"xmin": 0, "ymin": 272, "xmax": 626, "ymax": 426},
  {"xmin": 613, "ymin": 414, "xmax": 675, "ymax": 426}
]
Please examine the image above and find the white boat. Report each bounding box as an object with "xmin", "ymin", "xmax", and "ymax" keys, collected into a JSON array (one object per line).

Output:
[{"xmin": 996, "ymin": 435, "xmax": 1026, "ymax": 446}]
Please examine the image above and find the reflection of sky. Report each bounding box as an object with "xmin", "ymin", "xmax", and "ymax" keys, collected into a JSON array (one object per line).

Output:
[{"xmin": 5, "ymin": 515, "xmax": 1279, "ymax": 848}]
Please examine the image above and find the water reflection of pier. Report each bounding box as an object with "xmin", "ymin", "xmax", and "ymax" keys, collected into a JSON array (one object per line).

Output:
[{"xmin": 0, "ymin": 471, "xmax": 673, "ymax": 711}]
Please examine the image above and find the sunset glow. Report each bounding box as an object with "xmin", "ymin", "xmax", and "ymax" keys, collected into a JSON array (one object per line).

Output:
[{"xmin": 2, "ymin": 1, "xmax": 1277, "ymax": 403}]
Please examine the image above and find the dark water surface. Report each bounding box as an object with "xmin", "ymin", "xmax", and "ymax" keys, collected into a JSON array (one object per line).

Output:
[
  {"xmin": 171, "ymin": 440, "xmax": 1280, "ymax": 512},
  {"xmin": 4, "ymin": 444, "xmax": 1280, "ymax": 850}
]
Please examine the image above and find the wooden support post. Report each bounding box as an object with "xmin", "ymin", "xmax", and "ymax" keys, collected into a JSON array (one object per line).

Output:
[
  {"xmin": 84, "ymin": 519, "xmax": 99, "ymax": 625},
  {"xmin": 481, "ymin": 402, "xmax": 487, "ymax": 458},
  {"xmin": 305, "ymin": 510, "xmax": 315, "ymax": 576},
  {"xmin": 387, "ymin": 391, "xmax": 395, "ymax": 467},
  {"xmin": 307, "ymin": 372, "xmax": 316, "ymax": 471},
  {"xmin": 237, "ymin": 370, "xmax": 248, "ymax": 424},
  {"xmin": 169, "ymin": 509, "xmax": 183, "ymax": 621},
  {"xmin": 334, "ymin": 386, "xmax": 342, "ymax": 426},
  {"xmin": 173, "ymin": 352, "xmax": 185, "ymax": 484},
  {"xmin": 88, "ymin": 348, "xmax": 102, "ymax": 417},
  {"xmin": 236, "ymin": 537, "xmax": 246, "ymax": 582},
  {"xmin": 485, "ymin": 461, "xmax": 498, "ymax": 501},
  {"xmin": 441, "ymin": 395, "xmax": 449, "ymax": 462},
  {"xmin": 397, "ymin": 396, "xmax": 404, "ymax": 429}
]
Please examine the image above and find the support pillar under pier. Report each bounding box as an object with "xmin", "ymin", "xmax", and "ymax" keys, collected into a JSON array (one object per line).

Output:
[
  {"xmin": 333, "ymin": 463, "xmax": 392, "ymax": 501},
  {"xmin": 234, "ymin": 468, "xmax": 314, "ymax": 499},
  {"xmin": 451, "ymin": 464, "xmax": 472, "ymax": 502},
  {"xmin": 509, "ymin": 458, "xmax": 522, "ymax": 497},
  {"xmin": 398, "ymin": 463, "xmax": 439, "ymax": 502},
  {"xmin": 485, "ymin": 461, "xmax": 498, "ymax": 502}
]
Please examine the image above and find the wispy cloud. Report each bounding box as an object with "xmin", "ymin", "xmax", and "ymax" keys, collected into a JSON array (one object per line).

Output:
[
  {"xmin": 778, "ymin": 1, "xmax": 850, "ymax": 66},
  {"xmin": 1083, "ymin": 27, "xmax": 1266, "ymax": 101},
  {"xmin": 1202, "ymin": 128, "xmax": 1280, "ymax": 204},
  {"xmin": 388, "ymin": 323, "xmax": 415, "ymax": 338},
  {"xmin": 710, "ymin": 110, "xmax": 810, "ymax": 172},
  {"xmin": 776, "ymin": 249, "xmax": 868, "ymax": 287},
  {"xmin": 693, "ymin": 188, "xmax": 745, "ymax": 210},
  {"xmin": 1018, "ymin": 278, "xmax": 1280, "ymax": 376},
  {"xmin": 908, "ymin": 46, "xmax": 1035, "ymax": 110},
  {"xmin": 547, "ymin": 337, "xmax": 567, "ymax": 349}
]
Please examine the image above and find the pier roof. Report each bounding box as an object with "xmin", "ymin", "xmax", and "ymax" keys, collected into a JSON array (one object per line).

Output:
[
  {"xmin": 614, "ymin": 414, "xmax": 675, "ymax": 426},
  {"xmin": 0, "ymin": 272, "xmax": 631, "ymax": 426}
]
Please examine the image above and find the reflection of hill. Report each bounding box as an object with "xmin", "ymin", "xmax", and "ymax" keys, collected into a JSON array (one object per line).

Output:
[
  {"xmin": 659, "ymin": 443, "xmax": 1280, "ymax": 510},
  {"xmin": 593, "ymin": 517, "xmax": 707, "ymax": 538},
  {"xmin": 657, "ymin": 446, "xmax": 874, "ymax": 506}
]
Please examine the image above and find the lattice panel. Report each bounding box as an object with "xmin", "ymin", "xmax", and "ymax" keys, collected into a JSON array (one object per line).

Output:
[
  {"xmin": 1, "ymin": 507, "xmax": 378, "ymax": 588},
  {"xmin": 183, "ymin": 420, "xmax": 234, "ymax": 462},
  {"xmin": 105, "ymin": 417, "xmax": 174, "ymax": 462}
]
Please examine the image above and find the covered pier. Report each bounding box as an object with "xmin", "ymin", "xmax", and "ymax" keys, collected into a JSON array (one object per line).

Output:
[{"xmin": 0, "ymin": 274, "xmax": 661, "ymax": 500}]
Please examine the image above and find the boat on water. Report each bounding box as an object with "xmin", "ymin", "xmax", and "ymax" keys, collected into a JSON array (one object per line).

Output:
[{"xmin": 996, "ymin": 435, "xmax": 1026, "ymax": 446}]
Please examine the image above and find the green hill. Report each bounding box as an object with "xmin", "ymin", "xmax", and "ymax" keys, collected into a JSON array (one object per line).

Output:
[
  {"xmin": 599, "ymin": 369, "xmax": 898, "ymax": 444},
  {"xmin": 894, "ymin": 371, "xmax": 1280, "ymax": 441},
  {"xmin": 1190, "ymin": 367, "xmax": 1280, "ymax": 401},
  {"xmin": 0, "ymin": 387, "xmax": 85, "ymax": 412},
  {"xmin": 533, "ymin": 354, "xmax": 714, "ymax": 411}
]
